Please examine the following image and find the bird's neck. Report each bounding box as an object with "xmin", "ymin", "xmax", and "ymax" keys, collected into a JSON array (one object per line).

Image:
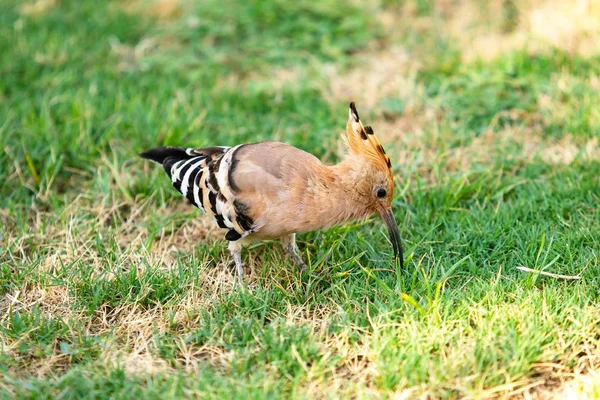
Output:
[
  {"xmin": 303, "ymin": 158, "xmax": 372, "ymax": 229},
  {"xmin": 327, "ymin": 158, "xmax": 368, "ymax": 193}
]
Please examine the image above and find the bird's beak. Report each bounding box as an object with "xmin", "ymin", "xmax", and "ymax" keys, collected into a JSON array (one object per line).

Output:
[{"xmin": 378, "ymin": 207, "xmax": 404, "ymax": 269}]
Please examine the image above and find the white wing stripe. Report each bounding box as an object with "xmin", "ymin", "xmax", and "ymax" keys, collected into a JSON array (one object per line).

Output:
[
  {"xmin": 180, "ymin": 159, "xmax": 204, "ymax": 196},
  {"xmin": 171, "ymin": 160, "xmax": 185, "ymax": 183},
  {"xmin": 216, "ymin": 145, "xmax": 242, "ymax": 200},
  {"xmin": 193, "ymin": 171, "xmax": 203, "ymax": 209}
]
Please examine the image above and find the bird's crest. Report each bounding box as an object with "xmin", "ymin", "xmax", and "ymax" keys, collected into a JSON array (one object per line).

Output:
[{"xmin": 344, "ymin": 102, "xmax": 393, "ymax": 180}]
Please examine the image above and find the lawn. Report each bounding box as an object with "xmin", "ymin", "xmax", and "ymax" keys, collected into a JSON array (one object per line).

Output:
[{"xmin": 1, "ymin": 0, "xmax": 600, "ymax": 398}]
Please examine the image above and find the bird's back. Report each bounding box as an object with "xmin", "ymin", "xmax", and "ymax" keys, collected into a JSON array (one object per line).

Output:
[{"xmin": 229, "ymin": 141, "xmax": 323, "ymax": 199}]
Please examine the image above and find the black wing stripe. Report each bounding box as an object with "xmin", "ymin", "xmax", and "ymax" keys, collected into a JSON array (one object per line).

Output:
[
  {"xmin": 172, "ymin": 158, "xmax": 197, "ymax": 193},
  {"xmin": 192, "ymin": 169, "xmax": 204, "ymax": 210},
  {"xmin": 185, "ymin": 168, "xmax": 200, "ymax": 205},
  {"xmin": 207, "ymin": 158, "xmax": 221, "ymax": 193},
  {"xmin": 233, "ymin": 200, "xmax": 254, "ymax": 233},
  {"xmin": 236, "ymin": 214, "xmax": 253, "ymax": 231},
  {"xmin": 215, "ymin": 215, "xmax": 228, "ymax": 229},
  {"xmin": 227, "ymin": 145, "xmax": 244, "ymax": 193},
  {"xmin": 208, "ymin": 191, "xmax": 218, "ymax": 215}
]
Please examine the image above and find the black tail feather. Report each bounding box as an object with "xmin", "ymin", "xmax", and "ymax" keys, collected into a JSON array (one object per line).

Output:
[
  {"xmin": 140, "ymin": 146, "xmax": 195, "ymax": 175},
  {"xmin": 139, "ymin": 147, "xmax": 190, "ymax": 164}
]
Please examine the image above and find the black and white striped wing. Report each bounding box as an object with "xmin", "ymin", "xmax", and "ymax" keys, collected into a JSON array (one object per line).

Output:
[{"xmin": 163, "ymin": 146, "xmax": 254, "ymax": 241}]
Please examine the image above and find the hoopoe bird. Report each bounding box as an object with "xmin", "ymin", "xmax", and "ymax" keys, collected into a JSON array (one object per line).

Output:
[{"xmin": 140, "ymin": 103, "xmax": 403, "ymax": 280}]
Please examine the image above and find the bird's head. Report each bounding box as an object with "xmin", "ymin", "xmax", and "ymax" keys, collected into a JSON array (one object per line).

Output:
[{"xmin": 344, "ymin": 102, "xmax": 404, "ymax": 268}]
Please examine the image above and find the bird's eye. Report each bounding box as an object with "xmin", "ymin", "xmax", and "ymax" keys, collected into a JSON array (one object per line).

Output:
[{"xmin": 376, "ymin": 188, "xmax": 387, "ymax": 198}]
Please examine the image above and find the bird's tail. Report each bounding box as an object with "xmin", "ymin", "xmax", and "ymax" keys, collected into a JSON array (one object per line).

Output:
[{"xmin": 139, "ymin": 146, "xmax": 195, "ymax": 174}]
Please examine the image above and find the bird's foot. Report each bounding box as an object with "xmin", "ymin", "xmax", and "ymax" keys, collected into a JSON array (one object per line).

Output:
[
  {"xmin": 295, "ymin": 256, "xmax": 308, "ymax": 274},
  {"xmin": 228, "ymin": 241, "xmax": 245, "ymax": 281},
  {"xmin": 281, "ymin": 234, "xmax": 310, "ymax": 275}
]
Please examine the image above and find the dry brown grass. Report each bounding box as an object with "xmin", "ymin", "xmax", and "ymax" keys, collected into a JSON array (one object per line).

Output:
[
  {"xmin": 19, "ymin": 0, "xmax": 56, "ymax": 16},
  {"xmin": 1, "ymin": 184, "xmax": 238, "ymax": 377},
  {"xmin": 115, "ymin": 0, "xmax": 183, "ymax": 19},
  {"xmin": 1, "ymin": 286, "xmax": 81, "ymax": 377},
  {"xmin": 422, "ymin": 0, "xmax": 600, "ymax": 61}
]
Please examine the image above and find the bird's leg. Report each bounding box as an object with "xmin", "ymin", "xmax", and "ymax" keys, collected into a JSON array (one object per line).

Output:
[
  {"xmin": 228, "ymin": 240, "xmax": 245, "ymax": 281},
  {"xmin": 281, "ymin": 233, "xmax": 307, "ymax": 273}
]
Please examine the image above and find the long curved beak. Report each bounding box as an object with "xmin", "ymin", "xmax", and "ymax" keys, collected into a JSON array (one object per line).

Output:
[{"xmin": 378, "ymin": 207, "xmax": 404, "ymax": 269}]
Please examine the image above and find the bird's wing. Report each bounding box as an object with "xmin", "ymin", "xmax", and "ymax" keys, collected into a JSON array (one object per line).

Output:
[{"xmin": 142, "ymin": 145, "xmax": 254, "ymax": 241}]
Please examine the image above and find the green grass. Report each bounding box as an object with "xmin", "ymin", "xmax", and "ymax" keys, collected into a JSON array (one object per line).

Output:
[{"xmin": 1, "ymin": 0, "xmax": 600, "ymax": 398}]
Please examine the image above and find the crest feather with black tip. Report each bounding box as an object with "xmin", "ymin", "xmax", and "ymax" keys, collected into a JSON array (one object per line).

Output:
[{"xmin": 344, "ymin": 102, "xmax": 394, "ymax": 193}]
